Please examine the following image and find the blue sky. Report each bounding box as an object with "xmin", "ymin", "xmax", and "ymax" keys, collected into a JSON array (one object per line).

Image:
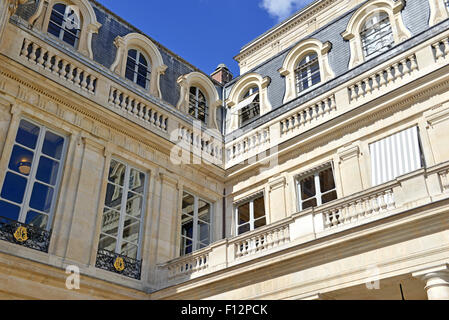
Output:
[{"xmin": 96, "ymin": 0, "xmax": 313, "ymax": 77}]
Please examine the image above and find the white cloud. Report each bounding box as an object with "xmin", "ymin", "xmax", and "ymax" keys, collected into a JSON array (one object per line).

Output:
[{"xmin": 260, "ymin": 0, "xmax": 311, "ymax": 22}]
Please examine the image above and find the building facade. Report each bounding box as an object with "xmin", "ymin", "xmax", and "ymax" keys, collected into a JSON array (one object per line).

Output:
[{"xmin": 0, "ymin": 0, "xmax": 449, "ymax": 300}]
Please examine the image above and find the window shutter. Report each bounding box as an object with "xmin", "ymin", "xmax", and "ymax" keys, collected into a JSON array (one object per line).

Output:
[{"xmin": 370, "ymin": 126, "xmax": 423, "ymax": 186}]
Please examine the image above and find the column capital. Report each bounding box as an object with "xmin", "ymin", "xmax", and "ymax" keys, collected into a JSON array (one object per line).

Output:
[{"xmin": 413, "ymin": 264, "xmax": 449, "ymax": 300}]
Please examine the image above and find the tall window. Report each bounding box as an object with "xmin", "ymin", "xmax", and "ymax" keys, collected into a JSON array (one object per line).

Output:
[
  {"xmin": 297, "ymin": 166, "xmax": 337, "ymax": 211},
  {"xmin": 125, "ymin": 49, "xmax": 151, "ymax": 89},
  {"xmin": 295, "ymin": 53, "xmax": 321, "ymax": 94},
  {"xmin": 0, "ymin": 119, "xmax": 66, "ymax": 230},
  {"xmin": 181, "ymin": 192, "xmax": 212, "ymax": 255},
  {"xmin": 47, "ymin": 3, "xmax": 81, "ymax": 47},
  {"xmin": 189, "ymin": 87, "xmax": 208, "ymax": 124},
  {"xmin": 235, "ymin": 194, "xmax": 266, "ymax": 235},
  {"xmin": 361, "ymin": 12, "xmax": 394, "ymax": 59},
  {"xmin": 98, "ymin": 160, "xmax": 146, "ymax": 261},
  {"xmin": 239, "ymin": 87, "xmax": 260, "ymax": 127},
  {"xmin": 370, "ymin": 126, "xmax": 424, "ymax": 186}
]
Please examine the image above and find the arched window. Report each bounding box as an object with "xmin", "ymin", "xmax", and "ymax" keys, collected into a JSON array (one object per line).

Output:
[
  {"xmin": 125, "ymin": 49, "xmax": 151, "ymax": 89},
  {"xmin": 47, "ymin": 3, "xmax": 81, "ymax": 47},
  {"xmin": 360, "ymin": 12, "xmax": 394, "ymax": 59},
  {"xmin": 295, "ymin": 53, "xmax": 321, "ymax": 94},
  {"xmin": 239, "ymin": 86, "xmax": 260, "ymax": 127},
  {"xmin": 189, "ymin": 87, "xmax": 208, "ymax": 123}
]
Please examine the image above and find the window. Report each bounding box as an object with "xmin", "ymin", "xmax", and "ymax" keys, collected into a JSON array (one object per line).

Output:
[
  {"xmin": 360, "ymin": 12, "xmax": 394, "ymax": 59},
  {"xmin": 295, "ymin": 54, "xmax": 321, "ymax": 94},
  {"xmin": 188, "ymin": 87, "xmax": 208, "ymax": 124},
  {"xmin": 180, "ymin": 192, "xmax": 212, "ymax": 255},
  {"xmin": 297, "ymin": 166, "xmax": 337, "ymax": 211},
  {"xmin": 0, "ymin": 119, "xmax": 66, "ymax": 231},
  {"xmin": 98, "ymin": 160, "xmax": 147, "ymax": 261},
  {"xmin": 235, "ymin": 194, "xmax": 266, "ymax": 235},
  {"xmin": 370, "ymin": 126, "xmax": 424, "ymax": 186},
  {"xmin": 239, "ymin": 87, "xmax": 260, "ymax": 127},
  {"xmin": 47, "ymin": 3, "xmax": 81, "ymax": 47},
  {"xmin": 125, "ymin": 49, "xmax": 151, "ymax": 89}
]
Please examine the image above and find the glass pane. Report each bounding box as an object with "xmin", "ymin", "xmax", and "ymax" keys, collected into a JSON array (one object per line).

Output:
[
  {"xmin": 25, "ymin": 211, "xmax": 48, "ymax": 229},
  {"xmin": 237, "ymin": 202, "xmax": 250, "ymax": 225},
  {"xmin": 126, "ymin": 193, "xmax": 142, "ymax": 218},
  {"xmin": 104, "ymin": 183, "xmax": 123, "ymax": 209},
  {"xmin": 101, "ymin": 208, "xmax": 120, "ymax": 237},
  {"xmin": 182, "ymin": 193, "xmax": 195, "ymax": 217},
  {"xmin": 181, "ymin": 237, "xmax": 192, "ymax": 255},
  {"xmin": 108, "ymin": 160, "xmax": 126, "ymax": 186},
  {"xmin": 1, "ymin": 172, "xmax": 27, "ymax": 204},
  {"xmin": 129, "ymin": 169, "xmax": 145, "ymax": 194},
  {"xmin": 302, "ymin": 198, "xmax": 317, "ymax": 210},
  {"xmin": 300, "ymin": 175, "xmax": 316, "ymax": 200},
  {"xmin": 181, "ymin": 215, "xmax": 193, "ymax": 239},
  {"xmin": 322, "ymin": 190, "xmax": 338, "ymax": 205},
  {"xmin": 29, "ymin": 182, "xmax": 54, "ymax": 213},
  {"xmin": 8, "ymin": 145, "xmax": 34, "ymax": 176},
  {"xmin": 319, "ymin": 168, "xmax": 336, "ymax": 193},
  {"xmin": 238, "ymin": 223, "xmax": 250, "ymax": 235},
  {"xmin": 253, "ymin": 196, "xmax": 265, "ymax": 220},
  {"xmin": 42, "ymin": 131, "xmax": 64, "ymax": 160},
  {"xmin": 197, "ymin": 220, "xmax": 210, "ymax": 245},
  {"xmin": 121, "ymin": 241, "xmax": 138, "ymax": 260},
  {"xmin": 16, "ymin": 120, "xmax": 40, "ymax": 149},
  {"xmin": 254, "ymin": 217, "xmax": 266, "ymax": 229},
  {"xmin": 36, "ymin": 156, "xmax": 59, "ymax": 186},
  {"xmin": 0, "ymin": 200, "xmax": 20, "ymax": 221},
  {"xmin": 122, "ymin": 216, "xmax": 140, "ymax": 244},
  {"xmin": 98, "ymin": 234, "xmax": 117, "ymax": 252},
  {"xmin": 198, "ymin": 199, "xmax": 210, "ymax": 223}
]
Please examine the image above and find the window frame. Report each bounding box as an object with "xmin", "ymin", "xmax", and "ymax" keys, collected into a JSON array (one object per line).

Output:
[
  {"xmin": 234, "ymin": 193, "xmax": 266, "ymax": 236},
  {"xmin": 180, "ymin": 191, "xmax": 213, "ymax": 256},
  {"xmin": 360, "ymin": 12, "xmax": 394, "ymax": 59},
  {"xmin": 47, "ymin": 3, "xmax": 81, "ymax": 48},
  {"xmin": 188, "ymin": 86, "xmax": 209, "ymax": 124},
  {"xmin": 125, "ymin": 49, "xmax": 152, "ymax": 90},
  {"xmin": 296, "ymin": 164, "xmax": 337, "ymax": 212},
  {"xmin": 294, "ymin": 53, "xmax": 321, "ymax": 95},
  {"xmin": 239, "ymin": 86, "xmax": 260, "ymax": 127},
  {"xmin": 0, "ymin": 118, "xmax": 68, "ymax": 232},
  {"xmin": 98, "ymin": 158, "xmax": 148, "ymax": 261}
]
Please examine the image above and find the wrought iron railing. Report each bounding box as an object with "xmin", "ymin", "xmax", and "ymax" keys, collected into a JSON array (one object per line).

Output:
[
  {"xmin": 0, "ymin": 216, "xmax": 52, "ymax": 253},
  {"xmin": 95, "ymin": 249, "xmax": 142, "ymax": 280}
]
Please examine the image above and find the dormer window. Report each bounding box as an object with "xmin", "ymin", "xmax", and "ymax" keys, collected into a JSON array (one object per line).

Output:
[
  {"xmin": 295, "ymin": 53, "xmax": 321, "ymax": 94},
  {"xmin": 47, "ymin": 3, "xmax": 81, "ymax": 47},
  {"xmin": 360, "ymin": 12, "xmax": 394, "ymax": 59},
  {"xmin": 239, "ymin": 87, "xmax": 260, "ymax": 127},
  {"xmin": 125, "ymin": 49, "xmax": 151, "ymax": 89},
  {"xmin": 189, "ymin": 87, "xmax": 208, "ymax": 124}
]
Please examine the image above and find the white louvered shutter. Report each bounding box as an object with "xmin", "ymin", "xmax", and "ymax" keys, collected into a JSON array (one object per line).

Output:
[{"xmin": 370, "ymin": 126, "xmax": 423, "ymax": 186}]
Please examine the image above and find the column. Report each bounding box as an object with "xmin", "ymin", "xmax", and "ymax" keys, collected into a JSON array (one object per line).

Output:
[
  {"xmin": 337, "ymin": 144, "xmax": 364, "ymax": 197},
  {"xmin": 413, "ymin": 264, "xmax": 449, "ymax": 300}
]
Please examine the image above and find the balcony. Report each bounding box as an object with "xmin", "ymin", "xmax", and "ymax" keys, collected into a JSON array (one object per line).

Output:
[
  {"xmin": 158, "ymin": 160, "xmax": 449, "ymax": 289},
  {"xmin": 95, "ymin": 249, "xmax": 142, "ymax": 280}
]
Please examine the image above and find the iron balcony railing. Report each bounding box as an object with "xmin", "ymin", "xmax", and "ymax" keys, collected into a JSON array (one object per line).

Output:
[
  {"xmin": 0, "ymin": 216, "xmax": 52, "ymax": 253},
  {"xmin": 95, "ymin": 248, "xmax": 142, "ymax": 280}
]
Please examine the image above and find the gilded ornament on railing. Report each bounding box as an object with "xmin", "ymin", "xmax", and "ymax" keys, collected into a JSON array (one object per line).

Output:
[
  {"xmin": 113, "ymin": 257, "xmax": 125, "ymax": 272},
  {"xmin": 13, "ymin": 226, "xmax": 28, "ymax": 243}
]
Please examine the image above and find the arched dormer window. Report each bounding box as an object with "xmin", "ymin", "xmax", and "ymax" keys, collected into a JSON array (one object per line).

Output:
[
  {"xmin": 176, "ymin": 72, "xmax": 222, "ymax": 130},
  {"xmin": 110, "ymin": 33, "xmax": 167, "ymax": 99},
  {"xmin": 125, "ymin": 49, "xmax": 151, "ymax": 89},
  {"xmin": 342, "ymin": 0, "xmax": 411, "ymax": 69},
  {"xmin": 295, "ymin": 53, "xmax": 321, "ymax": 94},
  {"xmin": 428, "ymin": 0, "xmax": 449, "ymax": 26},
  {"xmin": 239, "ymin": 86, "xmax": 260, "ymax": 127},
  {"xmin": 47, "ymin": 3, "xmax": 81, "ymax": 47},
  {"xmin": 360, "ymin": 12, "xmax": 394, "ymax": 59},
  {"xmin": 189, "ymin": 86, "xmax": 208, "ymax": 124},
  {"xmin": 279, "ymin": 39, "xmax": 334, "ymax": 104},
  {"xmin": 225, "ymin": 73, "xmax": 271, "ymax": 133},
  {"xmin": 28, "ymin": 0, "xmax": 101, "ymax": 59}
]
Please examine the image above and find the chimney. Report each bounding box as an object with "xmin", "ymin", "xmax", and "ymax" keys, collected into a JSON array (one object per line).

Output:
[{"xmin": 211, "ymin": 63, "xmax": 233, "ymax": 85}]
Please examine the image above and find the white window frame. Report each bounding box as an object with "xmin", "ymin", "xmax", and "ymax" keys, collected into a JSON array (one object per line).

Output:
[
  {"xmin": 234, "ymin": 193, "xmax": 266, "ymax": 236},
  {"xmin": 360, "ymin": 12, "xmax": 394, "ymax": 59},
  {"xmin": 125, "ymin": 49, "xmax": 151, "ymax": 90},
  {"xmin": 239, "ymin": 87, "xmax": 260, "ymax": 127},
  {"xmin": 99, "ymin": 159, "xmax": 148, "ymax": 261},
  {"xmin": 48, "ymin": 3, "xmax": 81, "ymax": 48},
  {"xmin": 296, "ymin": 164, "xmax": 337, "ymax": 212},
  {"xmin": 295, "ymin": 53, "xmax": 321, "ymax": 95},
  {"xmin": 188, "ymin": 87, "xmax": 208, "ymax": 124},
  {"xmin": 180, "ymin": 192, "xmax": 213, "ymax": 256},
  {"xmin": 0, "ymin": 118, "xmax": 68, "ymax": 232}
]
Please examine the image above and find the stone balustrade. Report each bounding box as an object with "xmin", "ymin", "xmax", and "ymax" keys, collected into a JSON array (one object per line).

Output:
[
  {"xmin": 226, "ymin": 127, "xmax": 270, "ymax": 163},
  {"xmin": 19, "ymin": 38, "xmax": 97, "ymax": 94},
  {"xmin": 347, "ymin": 53, "xmax": 418, "ymax": 102},
  {"xmin": 164, "ymin": 248, "xmax": 210, "ymax": 281},
  {"xmin": 432, "ymin": 36, "xmax": 449, "ymax": 62}
]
